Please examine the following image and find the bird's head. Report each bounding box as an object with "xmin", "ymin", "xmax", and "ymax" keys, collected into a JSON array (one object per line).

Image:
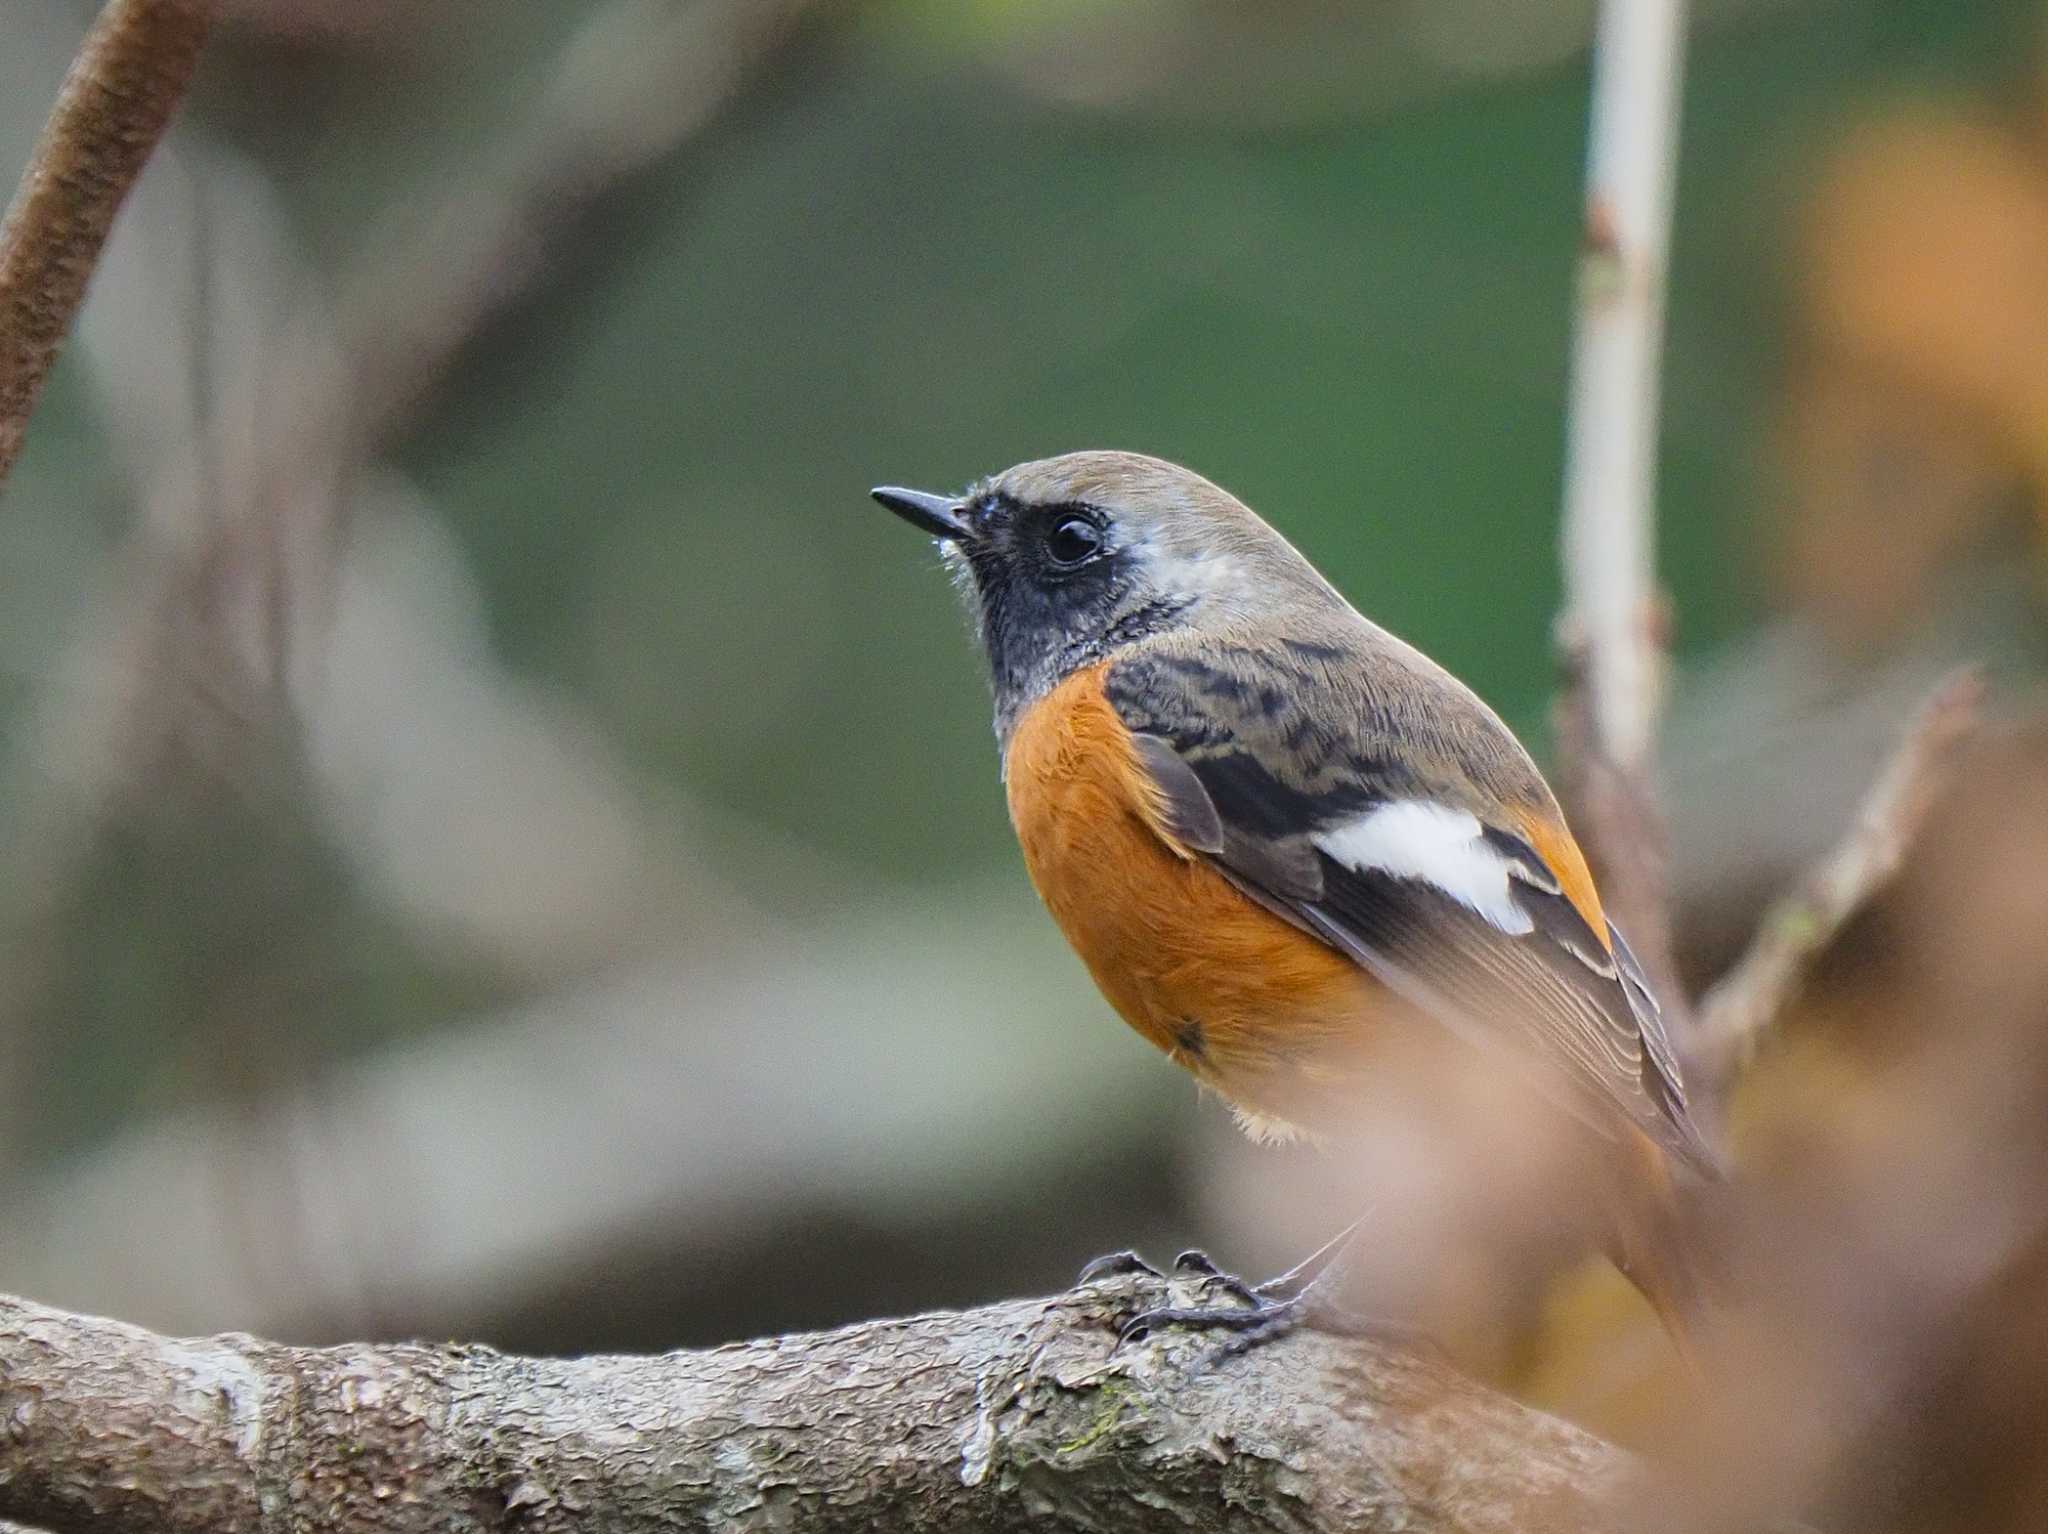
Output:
[{"xmin": 873, "ymin": 450, "xmax": 1339, "ymax": 740}]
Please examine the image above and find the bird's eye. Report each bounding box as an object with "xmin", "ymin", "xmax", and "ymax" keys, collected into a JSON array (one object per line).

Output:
[{"xmin": 1045, "ymin": 514, "xmax": 1104, "ymax": 568}]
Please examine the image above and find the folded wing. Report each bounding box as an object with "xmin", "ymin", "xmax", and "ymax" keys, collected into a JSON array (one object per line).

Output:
[{"xmin": 1107, "ymin": 645, "xmax": 1720, "ymax": 1180}]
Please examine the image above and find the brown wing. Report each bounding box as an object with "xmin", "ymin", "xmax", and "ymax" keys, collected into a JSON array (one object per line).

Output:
[{"xmin": 1107, "ymin": 648, "xmax": 1721, "ymax": 1180}]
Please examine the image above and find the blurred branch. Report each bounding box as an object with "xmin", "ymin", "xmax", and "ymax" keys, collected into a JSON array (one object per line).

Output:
[
  {"xmin": 1552, "ymin": 0, "xmax": 1978, "ymax": 1126},
  {"xmin": 0, "ymin": 0, "xmax": 212, "ymax": 491},
  {"xmin": 1690, "ymin": 668, "xmax": 1984, "ymax": 1089},
  {"xmin": 0, "ymin": 1278, "xmax": 1640, "ymax": 1534},
  {"xmin": 1554, "ymin": 0, "xmax": 1688, "ymax": 1002},
  {"xmin": 0, "ymin": 903, "xmax": 1160, "ymax": 1342},
  {"xmin": 10, "ymin": 0, "xmax": 841, "ymax": 887},
  {"xmin": 339, "ymin": 0, "xmax": 836, "ymax": 456},
  {"xmin": 0, "ymin": 0, "xmax": 839, "ymax": 1167}
]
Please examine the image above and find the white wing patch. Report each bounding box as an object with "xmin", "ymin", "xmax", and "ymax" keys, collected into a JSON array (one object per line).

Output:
[{"xmin": 1314, "ymin": 800, "xmax": 1534, "ymax": 936}]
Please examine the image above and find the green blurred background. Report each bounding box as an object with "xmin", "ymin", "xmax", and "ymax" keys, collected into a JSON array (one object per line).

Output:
[{"xmin": 0, "ymin": 0, "xmax": 2038, "ymax": 1358}]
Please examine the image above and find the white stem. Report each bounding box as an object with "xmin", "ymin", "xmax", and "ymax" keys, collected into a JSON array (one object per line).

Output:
[{"xmin": 1560, "ymin": 0, "xmax": 1689, "ymax": 770}]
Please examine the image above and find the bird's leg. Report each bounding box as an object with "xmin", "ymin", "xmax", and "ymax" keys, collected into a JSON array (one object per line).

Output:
[{"xmin": 1163, "ymin": 1247, "xmax": 1261, "ymax": 1307}]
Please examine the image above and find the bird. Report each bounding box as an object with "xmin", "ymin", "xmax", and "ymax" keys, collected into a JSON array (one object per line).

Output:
[{"xmin": 869, "ymin": 450, "xmax": 1722, "ymax": 1359}]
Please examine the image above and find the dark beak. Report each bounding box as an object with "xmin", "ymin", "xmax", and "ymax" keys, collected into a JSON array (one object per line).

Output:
[{"xmin": 871, "ymin": 485, "xmax": 971, "ymax": 541}]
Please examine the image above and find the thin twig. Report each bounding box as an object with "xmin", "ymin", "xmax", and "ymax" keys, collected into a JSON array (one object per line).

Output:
[
  {"xmin": 1552, "ymin": 0, "xmax": 1690, "ymax": 1009},
  {"xmin": 1557, "ymin": 0, "xmax": 1688, "ymax": 776},
  {"xmin": 1690, "ymin": 668, "xmax": 1984, "ymax": 1088},
  {"xmin": 1550, "ymin": 4, "xmax": 1986, "ymax": 1113},
  {"xmin": 0, "ymin": 0, "xmax": 212, "ymax": 492}
]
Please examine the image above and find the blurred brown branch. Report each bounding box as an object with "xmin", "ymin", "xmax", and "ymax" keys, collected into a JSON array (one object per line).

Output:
[
  {"xmin": 0, "ymin": 0, "xmax": 211, "ymax": 491},
  {"xmin": 1690, "ymin": 667, "xmax": 1984, "ymax": 1089},
  {"xmin": 1564, "ymin": 655, "xmax": 1982, "ymax": 1110},
  {"xmin": 0, "ymin": 0, "xmax": 839, "ymax": 1179},
  {"xmin": 0, "ymin": 1277, "xmax": 1639, "ymax": 1534},
  {"xmin": 11, "ymin": 0, "xmax": 841, "ymax": 855}
]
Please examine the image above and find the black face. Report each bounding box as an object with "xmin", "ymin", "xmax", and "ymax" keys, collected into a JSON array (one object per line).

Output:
[
  {"xmin": 872, "ymin": 480, "xmax": 1199, "ymax": 736},
  {"xmin": 953, "ymin": 492, "xmax": 1129, "ymax": 706}
]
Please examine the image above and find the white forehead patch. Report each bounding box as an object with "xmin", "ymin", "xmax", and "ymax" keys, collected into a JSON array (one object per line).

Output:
[{"xmin": 1314, "ymin": 800, "xmax": 1533, "ymax": 936}]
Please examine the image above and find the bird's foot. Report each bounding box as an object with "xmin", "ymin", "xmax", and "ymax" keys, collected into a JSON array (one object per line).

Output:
[
  {"xmin": 1120, "ymin": 1290, "xmax": 1438, "ymax": 1367},
  {"xmin": 1117, "ymin": 1288, "xmax": 1309, "ymax": 1354},
  {"xmin": 1115, "ymin": 1253, "xmax": 1416, "ymax": 1359},
  {"xmin": 1089, "ymin": 1219, "xmax": 1437, "ymax": 1364}
]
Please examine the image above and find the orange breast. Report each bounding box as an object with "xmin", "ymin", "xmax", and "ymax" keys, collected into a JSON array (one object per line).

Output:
[{"xmin": 1004, "ymin": 664, "xmax": 1385, "ymax": 1134}]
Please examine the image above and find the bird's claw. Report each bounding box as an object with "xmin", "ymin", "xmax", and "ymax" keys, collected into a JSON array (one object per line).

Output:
[
  {"xmin": 1171, "ymin": 1248, "xmax": 1261, "ymax": 1306},
  {"xmin": 1171, "ymin": 1248, "xmax": 1223, "ymax": 1277},
  {"xmin": 1081, "ymin": 1247, "xmax": 1262, "ymax": 1307},
  {"xmin": 1075, "ymin": 1249, "xmax": 1161, "ymax": 1287},
  {"xmin": 1112, "ymin": 1249, "xmax": 1309, "ymax": 1353}
]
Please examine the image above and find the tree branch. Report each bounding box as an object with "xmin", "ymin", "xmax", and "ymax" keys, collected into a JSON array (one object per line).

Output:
[
  {"xmin": 0, "ymin": 0, "xmax": 212, "ymax": 492},
  {"xmin": 0, "ymin": 1276, "xmax": 1639, "ymax": 1534},
  {"xmin": 1557, "ymin": 0, "xmax": 1687, "ymax": 778},
  {"xmin": 1553, "ymin": 0, "xmax": 1690, "ymax": 1008},
  {"xmin": 1551, "ymin": 0, "xmax": 1979, "ymax": 1128},
  {"xmin": 1689, "ymin": 667, "xmax": 1983, "ymax": 1087}
]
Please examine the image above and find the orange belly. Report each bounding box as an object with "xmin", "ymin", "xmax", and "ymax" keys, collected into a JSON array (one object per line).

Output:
[{"xmin": 1004, "ymin": 664, "xmax": 1387, "ymax": 1136}]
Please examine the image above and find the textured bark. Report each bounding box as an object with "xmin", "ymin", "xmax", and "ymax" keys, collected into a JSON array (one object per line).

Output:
[
  {"xmin": 0, "ymin": 0, "xmax": 212, "ymax": 490},
  {"xmin": 0, "ymin": 1272, "xmax": 1639, "ymax": 1533}
]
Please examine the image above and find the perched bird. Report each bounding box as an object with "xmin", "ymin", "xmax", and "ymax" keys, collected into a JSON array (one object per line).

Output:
[{"xmin": 871, "ymin": 451, "xmax": 1721, "ymax": 1356}]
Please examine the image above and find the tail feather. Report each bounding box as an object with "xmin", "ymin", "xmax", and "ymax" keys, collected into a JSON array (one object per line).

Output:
[{"xmin": 1607, "ymin": 1126, "xmax": 1730, "ymax": 1374}]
